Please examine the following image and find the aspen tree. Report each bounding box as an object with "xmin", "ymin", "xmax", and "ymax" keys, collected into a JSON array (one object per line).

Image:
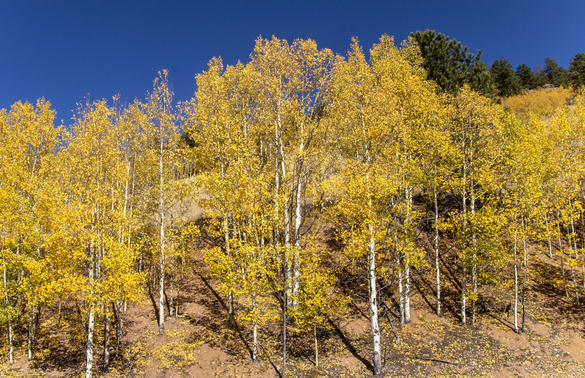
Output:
[
  {"xmin": 0, "ymin": 100, "xmax": 62, "ymax": 364},
  {"xmin": 47, "ymin": 99, "xmax": 143, "ymax": 377},
  {"xmin": 370, "ymin": 37, "xmax": 442, "ymax": 323},
  {"xmin": 143, "ymin": 71, "xmax": 179, "ymax": 335},
  {"xmin": 447, "ymin": 87, "xmax": 508, "ymax": 324},
  {"xmin": 290, "ymin": 240, "xmax": 346, "ymax": 369},
  {"xmin": 328, "ymin": 36, "xmax": 418, "ymax": 376},
  {"xmin": 416, "ymin": 95, "xmax": 457, "ymax": 316},
  {"xmin": 247, "ymin": 36, "xmax": 334, "ymax": 309}
]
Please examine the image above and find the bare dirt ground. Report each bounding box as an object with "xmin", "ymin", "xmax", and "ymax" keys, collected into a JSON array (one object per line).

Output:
[{"xmin": 2, "ymin": 223, "xmax": 585, "ymax": 376}]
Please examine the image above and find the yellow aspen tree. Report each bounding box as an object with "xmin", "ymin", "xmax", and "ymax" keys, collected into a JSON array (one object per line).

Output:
[
  {"xmin": 246, "ymin": 36, "xmax": 335, "ymax": 312},
  {"xmin": 190, "ymin": 57, "xmax": 240, "ymax": 319},
  {"xmin": 142, "ymin": 70, "xmax": 179, "ymax": 335},
  {"xmin": 447, "ymin": 86, "xmax": 509, "ymax": 325},
  {"xmin": 50, "ymin": 99, "xmax": 143, "ymax": 377},
  {"xmin": 328, "ymin": 36, "xmax": 406, "ymax": 377},
  {"xmin": 0, "ymin": 100, "xmax": 61, "ymax": 364},
  {"xmin": 415, "ymin": 93, "xmax": 458, "ymax": 317}
]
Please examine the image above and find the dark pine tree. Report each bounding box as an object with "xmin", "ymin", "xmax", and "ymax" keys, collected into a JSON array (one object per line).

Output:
[
  {"xmin": 491, "ymin": 59, "xmax": 522, "ymax": 97},
  {"xmin": 568, "ymin": 53, "xmax": 585, "ymax": 89}
]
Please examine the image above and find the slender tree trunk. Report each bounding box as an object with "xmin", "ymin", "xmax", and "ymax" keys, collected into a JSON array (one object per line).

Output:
[
  {"xmin": 86, "ymin": 238, "xmax": 96, "ymax": 378},
  {"xmin": 471, "ymin": 190, "xmax": 477, "ymax": 325},
  {"xmin": 514, "ymin": 232, "xmax": 519, "ymax": 333},
  {"xmin": 158, "ymin": 146, "xmax": 165, "ymax": 335},
  {"xmin": 396, "ymin": 233, "xmax": 405, "ymax": 325},
  {"xmin": 558, "ymin": 216, "xmax": 569, "ymax": 298},
  {"xmin": 581, "ymin": 211, "xmax": 585, "ymax": 288},
  {"xmin": 274, "ymin": 146, "xmax": 280, "ymax": 246},
  {"xmin": 314, "ymin": 325, "xmax": 319, "ymax": 368},
  {"xmin": 221, "ymin": 159, "xmax": 234, "ymax": 320},
  {"xmin": 3, "ymin": 257, "xmax": 13, "ymax": 365},
  {"xmin": 567, "ymin": 223, "xmax": 580, "ymax": 304},
  {"xmin": 433, "ymin": 187, "xmax": 441, "ymax": 316},
  {"xmin": 368, "ymin": 221, "xmax": 382, "ymax": 376},
  {"xmin": 86, "ymin": 306, "xmax": 95, "ymax": 378},
  {"xmin": 282, "ymin": 254, "xmax": 287, "ymax": 378},
  {"xmin": 404, "ymin": 264, "xmax": 411, "ymax": 324},
  {"xmin": 103, "ymin": 313, "xmax": 111, "ymax": 372},
  {"xmin": 281, "ymin": 116, "xmax": 289, "ymax": 377},
  {"xmin": 223, "ymin": 213, "xmax": 234, "ymax": 321},
  {"xmin": 461, "ymin": 138, "xmax": 467, "ymax": 325},
  {"xmin": 404, "ymin": 188, "xmax": 412, "ymax": 324},
  {"xmin": 461, "ymin": 265, "xmax": 467, "ymax": 325},
  {"xmin": 113, "ymin": 301, "xmax": 123, "ymax": 355},
  {"xmin": 27, "ymin": 305, "xmax": 38, "ymax": 361},
  {"xmin": 279, "ymin": 131, "xmax": 292, "ymax": 307},
  {"xmin": 545, "ymin": 213, "xmax": 553, "ymax": 258},
  {"xmin": 28, "ymin": 249, "xmax": 42, "ymax": 361},
  {"xmin": 366, "ymin": 187, "xmax": 382, "ymax": 375},
  {"xmin": 169, "ymin": 280, "xmax": 174, "ymax": 318},
  {"xmin": 570, "ymin": 215, "xmax": 582, "ymax": 291},
  {"xmin": 127, "ymin": 161, "xmax": 135, "ymax": 254},
  {"xmin": 361, "ymin": 112, "xmax": 381, "ymax": 376},
  {"xmin": 252, "ymin": 293, "xmax": 258, "ymax": 364},
  {"xmin": 581, "ymin": 203, "xmax": 585, "ymax": 246},
  {"xmin": 292, "ymin": 169, "xmax": 303, "ymax": 308},
  {"xmin": 521, "ymin": 216, "xmax": 528, "ymax": 331}
]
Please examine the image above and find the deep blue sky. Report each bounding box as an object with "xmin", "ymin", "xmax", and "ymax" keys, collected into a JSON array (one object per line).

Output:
[{"xmin": 2, "ymin": 0, "xmax": 583, "ymax": 122}]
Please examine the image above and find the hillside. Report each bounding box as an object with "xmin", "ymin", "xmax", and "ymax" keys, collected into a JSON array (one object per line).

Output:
[
  {"xmin": 3, "ymin": 225, "xmax": 585, "ymax": 376},
  {"xmin": 2, "ymin": 34, "xmax": 585, "ymax": 378}
]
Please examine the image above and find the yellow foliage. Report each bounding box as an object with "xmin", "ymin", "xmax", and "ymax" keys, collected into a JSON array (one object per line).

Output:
[{"xmin": 503, "ymin": 87, "xmax": 573, "ymax": 118}]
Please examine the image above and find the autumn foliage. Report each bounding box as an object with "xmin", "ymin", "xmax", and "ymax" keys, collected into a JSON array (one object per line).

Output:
[{"xmin": 1, "ymin": 35, "xmax": 585, "ymax": 377}]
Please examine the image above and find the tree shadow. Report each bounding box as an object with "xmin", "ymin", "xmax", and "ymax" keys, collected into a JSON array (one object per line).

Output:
[
  {"xmin": 326, "ymin": 317, "xmax": 374, "ymax": 374},
  {"xmin": 194, "ymin": 270, "xmax": 282, "ymax": 377}
]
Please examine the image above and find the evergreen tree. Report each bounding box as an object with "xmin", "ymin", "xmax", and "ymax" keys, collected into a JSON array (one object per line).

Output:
[
  {"xmin": 468, "ymin": 54, "xmax": 497, "ymax": 98},
  {"xmin": 411, "ymin": 29, "xmax": 495, "ymax": 96},
  {"xmin": 544, "ymin": 57, "xmax": 569, "ymax": 87},
  {"xmin": 533, "ymin": 67, "xmax": 549, "ymax": 88},
  {"xmin": 568, "ymin": 53, "xmax": 585, "ymax": 89},
  {"xmin": 516, "ymin": 64, "xmax": 536, "ymax": 89},
  {"xmin": 491, "ymin": 59, "xmax": 522, "ymax": 97}
]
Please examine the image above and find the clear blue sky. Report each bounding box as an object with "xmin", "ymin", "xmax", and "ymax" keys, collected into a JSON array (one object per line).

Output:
[{"xmin": 2, "ymin": 0, "xmax": 583, "ymax": 121}]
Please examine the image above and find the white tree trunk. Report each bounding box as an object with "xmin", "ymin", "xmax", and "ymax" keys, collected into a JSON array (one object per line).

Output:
[
  {"xmin": 461, "ymin": 265, "xmax": 467, "ymax": 325},
  {"xmin": 404, "ymin": 188, "xmax": 412, "ymax": 324},
  {"xmin": 85, "ymin": 235, "xmax": 96, "ymax": 378},
  {"xmin": 103, "ymin": 313, "xmax": 111, "ymax": 371},
  {"xmin": 366, "ymin": 179, "xmax": 382, "ymax": 375},
  {"xmin": 27, "ymin": 305, "xmax": 37, "ymax": 361},
  {"xmin": 292, "ymin": 171, "xmax": 303, "ymax": 307},
  {"xmin": 169, "ymin": 280, "xmax": 174, "ymax": 318},
  {"xmin": 434, "ymin": 187, "xmax": 441, "ymax": 316},
  {"xmin": 85, "ymin": 306, "xmax": 95, "ymax": 378},
  {"xmin": 404, "ymin": 264, "xmax": 411, "ymax": 324},
  {"xmin": 461, "ymin": 131, "xmax": 467, "ymax": 325},
  {"xmin": 567, "ymin": 223, "xmax": 580, "ymax": 303},
  {"xmin": 558, "ymin": 217, "xmax": 569, "ymax": 297},
  {"xmin": 396, "ymin": 235, "xmax": 405, "ymax": 325},
  {"xmin": 220, "ymin": 158, "xmax": 234, "ymax": 319},
  {"xmin": 545, "ymin": 213, "xmax": 553, "ymax": 258},
  {"xmin": 252, "ymin": 293, "xmax": 258, "ymax": 364},
  {"xmin": 368, "ymin": 222, "xmax": 382, "ymax": 376},
  {"xmin": 158, "ymin": 147, "xmax": 166, "ymax": 335},
  {"xmin": 314, "ymin": 325, "xmax": 319, "ymax": 368},
  {"xmin": 514, "ymin": 231, "xmax": 519, "ymax": 333},
  {"xmin": 471, "ymin": 190, "xmax": 477, "ymax": 325},
  {"xmin": 3, "ymin": 258, "xmax": 13, "ymax": 365},
  {"xmin": 521, "ymin": 216, "xmax": 529, "ymax": 330}
]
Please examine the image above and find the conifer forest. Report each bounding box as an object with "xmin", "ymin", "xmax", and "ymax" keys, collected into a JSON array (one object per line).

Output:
[{"xmin": 2, "ymin": 33, "xmax": 585, "ymax": 377}]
